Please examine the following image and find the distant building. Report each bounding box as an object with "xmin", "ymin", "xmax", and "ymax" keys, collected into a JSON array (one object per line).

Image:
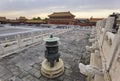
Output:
[
  {"xmin": 0, "ymin": 15, "xmax": 104, "ymax": 26},
  {"xmin": 48, "ymin": 11, "xmax": 75, "ymax": 25},
  {"xmin": 89, "ymin": 17, "xmax": 103, "ymax": 26},
  {"xmin": 8, "ymin": 16, "xmax": 46, "ymax": 26},
  {"xmin": 0, "ymin": 17, "xmax": 8, "ymax": 24},
  {"xmin": 18, "ymin": 16, "xmax": 27, "ymax": 23},
  {"xmin": 8, "ymin": 16, "xmax": 28, "ymax": 25},
  {"xmin": 8, "ymin": 19, "xmax": 20, "ymax": 26},
  {"xmin": 25, "ymin": 20, "xmax": 46, "ymax": 25},
  {"xmin": 74, "ymin": 18, "xmax": 91, "ymax": 26}
]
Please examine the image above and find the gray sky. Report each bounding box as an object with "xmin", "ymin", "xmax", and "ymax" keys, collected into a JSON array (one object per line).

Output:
[{"xmin": 0, "ymin": 0, "xmax": 120, "ymax": 19}]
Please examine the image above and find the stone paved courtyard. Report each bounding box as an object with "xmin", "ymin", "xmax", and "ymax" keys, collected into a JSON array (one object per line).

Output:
[{"xmin": 0, "ymin": 29, "xmax": 91, "ymax": 81}]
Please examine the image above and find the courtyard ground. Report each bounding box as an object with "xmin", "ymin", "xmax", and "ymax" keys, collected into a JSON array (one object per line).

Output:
[{"xmin": 0, "ymin": 29, "xmax": 91, "ymax": 81}]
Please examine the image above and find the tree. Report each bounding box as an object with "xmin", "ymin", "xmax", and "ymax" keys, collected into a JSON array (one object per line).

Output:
[
  {"xmin": 32, "ymin": 17, "xmax": 36, "ymax": 20},
  {"xmin": 37, "ymin": 17, "xmax": 41, "ymax": 20},
  {"xmin": 32, "ymin": 17, "xmax": 41, "ymax": 20},
  {"xmin": 43, "ymin": 18, "xmax": 49, "ymax": 21}
]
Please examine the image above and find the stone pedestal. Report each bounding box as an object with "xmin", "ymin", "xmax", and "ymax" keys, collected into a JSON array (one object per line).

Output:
[{"xmin": 41, "ymin": 58, "xmax": 64, "ymax": 78}]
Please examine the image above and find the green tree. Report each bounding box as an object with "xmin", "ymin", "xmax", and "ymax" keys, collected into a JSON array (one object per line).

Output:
[
  {"xmin": 43, "ymin": 18, "xmax": 48, "ymax": 21},
  {"xmin": 32, "ymin": 17, "xmax": 41, "ymax": 20},
  {"xmin": 32, "ymin": 17, "xmax": 36, "ymax": 20},
  {"xmin": 37, "ymin": 17, "xmax": 41, "ymax": 20}
]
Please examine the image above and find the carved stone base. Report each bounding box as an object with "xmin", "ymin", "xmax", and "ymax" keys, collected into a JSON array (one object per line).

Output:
[{"xmin": 41, "ymin": 58, "xmax": 64, "ymax": 78}]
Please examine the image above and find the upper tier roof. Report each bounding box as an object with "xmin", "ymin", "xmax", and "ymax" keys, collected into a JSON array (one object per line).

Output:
[{"xmin": 48, "ymin": 11, "xmax": 75, "ymax": 17}]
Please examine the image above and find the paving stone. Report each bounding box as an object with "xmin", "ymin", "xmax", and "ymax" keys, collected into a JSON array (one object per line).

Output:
[
  {"xmin": 65, "ymin": 69, "xmax": 72, "ymax": 76},
  {"xmin": 64, "ymin": 63, "xmax": 71, "ymax": 69},
  {"xmin": 32, "ymin": 78, "xmax": 40, "ymax": 81},
  {"xmin": 47, "ymin": 79, "xmax": 55, "ymax": 81},
  {"xmin": 18, "ymin": 71, "xmax": 28, "ymax": 79},
  {"xmin": 31, "ymin": 63, "xmax": 40, "ymax": 70},
  {"xmin": 26, "ymin": 60, "xmax": 35, "ymax": 67},
  {"xmin": 8, "ymin": 66, "xmax": 22, "ymax": 76},
  {"xmin": 32, "ymin": 57, "xmax": 43, "ymax": 64},
  {"xmin": 0, "ymin": 66, "xmax": 10, "ymax": 77},
  {"xmin": 0, "ymin": 68, "xmax": 6, "ymax": 77},
  {"xmin": 57, "ymin": 74, "xmax": 65, "ymax": 81},
  {"xmin": 39, "ymin": 77, "xmax": 48, "ymax": 81},
  {"xmin": 63, "ymin": 76, "xmax": 73, "ymax": 81},
  {"xmin": 28, "ymin": 68, "xmax": 38, "ymax": 75},
  {"xmin": 9, "ymin": 65, "xmax": 19, "ymax": 72},
  {"xmin": 12, "ymin": 71, "xmax": 22, "ymax": 76},
  {"xmin": 0, "ymin": 72, "xmax": 13, "ymax": 81},
  {"xmin": 15, "ymin": 77, "xmax": 23, "ymax": 81},
  {"xmin": 8, "ymin": 76, "xmax": 16, "ymax": 81},
  {"xmin": 34, "ymin": 71, "xmax": 41, "ymax": 79},
  {"xmin": 22, "ymin": 75, "xmax": 34, "ymax": 81},
  {"xmin": 6, "ymin": 64, "xmax": 16, "ymax": 70},
  {"xmin": 16, "ymin": 63, "xmax": 32, "ymax": 72},
  {"xmin": 23, "ymin": 66, "xmax": 32, "ymax": 72}
]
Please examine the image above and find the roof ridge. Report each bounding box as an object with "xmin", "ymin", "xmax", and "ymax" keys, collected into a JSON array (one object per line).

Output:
[{"xmin": 54, "ymin": 11, "xmax": 71, "ymax": 14}]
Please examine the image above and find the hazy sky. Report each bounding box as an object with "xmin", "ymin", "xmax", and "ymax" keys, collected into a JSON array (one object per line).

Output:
[{"xmin": 0, "ymin": 0, "xmax": 119, "ymax": 19}]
